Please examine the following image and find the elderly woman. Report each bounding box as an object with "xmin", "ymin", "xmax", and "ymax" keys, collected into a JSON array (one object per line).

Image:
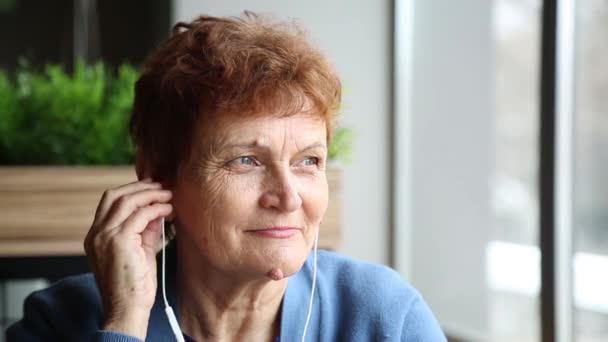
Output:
[{"xmin": 6, "ymin": 13, "xmax": 445, "ymax": 342}]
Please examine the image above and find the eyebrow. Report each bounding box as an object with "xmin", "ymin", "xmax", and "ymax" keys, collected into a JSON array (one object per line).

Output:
[{"xmin": 225, "ymin": 141, "xmax": 327, "ymax": 152}]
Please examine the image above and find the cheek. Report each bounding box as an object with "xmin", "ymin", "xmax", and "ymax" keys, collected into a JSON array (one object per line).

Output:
[
  {"xmin": 201, "ymin": 172, "xmax": 231, "ymax": 209},
  {"xmin": 203, "ymin": 172, "xmax": 261, "ymax": 230},
  {"xmin": 299, "ymin": 174, "xmax": 329, "ymax": 223},
  {"xmin": 175, "ymin": 171, "xmax": 237, "ymax": 233},
  {"xmin": 216, "ymin": 173, "xmax": 259, "ymax": 208}
]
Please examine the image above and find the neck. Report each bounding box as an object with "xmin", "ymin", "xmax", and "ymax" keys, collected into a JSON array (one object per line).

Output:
[{"xmin": 176, "ymin": 240, "xmax": 286, "ymax": 342}]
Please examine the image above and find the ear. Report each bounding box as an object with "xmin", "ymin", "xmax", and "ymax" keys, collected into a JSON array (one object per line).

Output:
[
  {"xmin": 135, "ymin": 148, "xmax": 152, "ymax": 181},
  {"xmin": 136, "ymin": 149, "xmax": 178, "ymax": 221}
]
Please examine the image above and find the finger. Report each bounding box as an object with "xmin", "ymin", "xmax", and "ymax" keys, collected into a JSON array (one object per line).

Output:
[
  {"xmin": 95, "ymin": 179, "xmax": 160, "ymax": 222},
  {"xmin": 141, "ymin": 217, "xmax": 163, "ymax": 252},
  {"xmin": 95, "ymin": 180, "xmax": 162, "ymax": 224},
  {"xmin": 120, "ymin": 203, "xmax": 173, "ymax": 237},
  {"xmin": 104, "ymin": 189, "xmax": 172, "ymax": 230}
]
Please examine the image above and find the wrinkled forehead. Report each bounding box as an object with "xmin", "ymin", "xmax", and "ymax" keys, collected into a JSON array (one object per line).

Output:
[
  {"xmin": 184, "ymin": 88, "xmax": 331, "ymax": 159},
  {"xmin": 191, "ymin": 112, "xmax": 328, "ymax": 155}
]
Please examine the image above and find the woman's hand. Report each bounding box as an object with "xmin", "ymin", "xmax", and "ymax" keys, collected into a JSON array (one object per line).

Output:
[{"xmin": 84, "ymin": 179, "xmax": 173, "ymax": 339}]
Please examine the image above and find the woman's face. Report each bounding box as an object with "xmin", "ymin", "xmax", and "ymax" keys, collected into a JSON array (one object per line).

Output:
[{"xmin": 172, "ymin": 113, "xmax": 328, "ymax": 280}]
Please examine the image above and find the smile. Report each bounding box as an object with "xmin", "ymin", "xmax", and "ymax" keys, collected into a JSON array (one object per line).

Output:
[{"xmin": 245, "ymin": 227, "xmax": 299, "ymax": 239}]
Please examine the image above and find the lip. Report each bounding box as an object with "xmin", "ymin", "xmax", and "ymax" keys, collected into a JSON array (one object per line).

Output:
[{"xmin": 246, "ymin": 227, "xmax": 299, "ymax": 239}]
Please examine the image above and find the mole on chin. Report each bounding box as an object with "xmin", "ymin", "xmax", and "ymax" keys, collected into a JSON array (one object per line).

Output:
[{"xmin": 266, "ymin": 267, "xmax": 284, "ymax": 281}]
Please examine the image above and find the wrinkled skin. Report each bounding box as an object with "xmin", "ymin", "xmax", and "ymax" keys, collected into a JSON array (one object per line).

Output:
[{"xmin": 172, "ymin": 113, "xmax": 329, "ymax": 282}]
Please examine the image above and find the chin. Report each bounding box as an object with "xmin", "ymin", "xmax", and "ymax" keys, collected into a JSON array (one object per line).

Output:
[{"xmin": 255, "ymin": 243, "xmax": 311, "ymax": 278}]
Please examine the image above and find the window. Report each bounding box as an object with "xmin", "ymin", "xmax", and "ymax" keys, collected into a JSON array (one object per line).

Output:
[
  {"xmin": 395, "ymin": 0, "xmax": 607, "ymax": 340},
  {"xmin": 573, "ymin": 1, "xmax": 608, "ymax": 340}
]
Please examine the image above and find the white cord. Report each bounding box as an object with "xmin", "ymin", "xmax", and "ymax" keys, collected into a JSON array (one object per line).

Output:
[
  {"xmin": 161, "ymin": 217, "xmax": 185, "ymax": 342},
  {"xmin": 300, "ymin": 229, "xmax": 319, "ymax": 342},
  {"xmin": 161, "ymin": 217, "xmax": 169, "ymax": 306}
]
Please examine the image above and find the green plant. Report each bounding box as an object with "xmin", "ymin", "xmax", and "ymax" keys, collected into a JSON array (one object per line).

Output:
[
  {"xmin": 0, "ymin": 61, "xmax": 353, "ymax": 165},
  {"xmin": 0, "ymin": 0, "xmax": 16, "ymax": 13},
  {"xmin": 0, "ymin": 61, "xmax": 137, "ymax": 165},
  {"xmin": 328, "ymin": 126, "xmax": 354, "ymax": 164}
]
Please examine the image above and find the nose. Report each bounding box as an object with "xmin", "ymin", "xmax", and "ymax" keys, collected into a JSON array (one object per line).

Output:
[{"xmin": 259, "ymin": 166, "xmax": 302, "ymax": 212}]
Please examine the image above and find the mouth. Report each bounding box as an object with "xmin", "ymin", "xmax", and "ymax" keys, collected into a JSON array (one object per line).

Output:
[{"xmin": 245, "ymin": 226, "xmax": 300, "ymax": 239}]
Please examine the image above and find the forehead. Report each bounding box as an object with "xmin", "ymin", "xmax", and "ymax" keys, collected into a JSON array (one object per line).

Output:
[{"xmin": 198, "ymin": 113, "xmax": 327, "ymax": 146}]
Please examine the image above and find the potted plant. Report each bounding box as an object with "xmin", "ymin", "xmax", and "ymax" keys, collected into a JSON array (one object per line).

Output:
[{"xmin": 0, "ymin": 62, "xmax": 352, "ymax": 257}]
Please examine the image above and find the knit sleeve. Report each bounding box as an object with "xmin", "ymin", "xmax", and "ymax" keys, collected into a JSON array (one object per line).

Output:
[
  {"xmin": 5, "ymin": 289, "xmax": 60, "ymax": 341},
  {"xmin": 91, "ymin": 331, "xmax": 144, "ymax": 342},
  {"xmin": 400, "ymin": 295, "xmax": 447, "ymax": 342},
  {"xmin": 5, "ymin": 290, "xmax": 143, "ymax": 342},
  {"xmin": 4, "ymin": 274, "xmax": 108, "ymax": 342}
]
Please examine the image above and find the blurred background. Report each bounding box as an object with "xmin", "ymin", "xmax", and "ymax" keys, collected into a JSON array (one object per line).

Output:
[{"xmin": 0, "ymin": 0, "xmax": 606, "ymax": 341}]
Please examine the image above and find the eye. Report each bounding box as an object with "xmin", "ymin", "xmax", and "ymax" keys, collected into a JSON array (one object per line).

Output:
[
  {"xmin": 236, "ymin": 156, "xmax": 258, "ymax": 166},
  {"xmin": 300, "ymin": 157, "xmax": 319, "ymax": 166}
]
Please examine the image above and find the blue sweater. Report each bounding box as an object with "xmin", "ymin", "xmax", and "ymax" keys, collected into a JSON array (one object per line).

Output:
[{"xmin": 6, "ymin": 246, "xmax": 446, "ymax": 341}]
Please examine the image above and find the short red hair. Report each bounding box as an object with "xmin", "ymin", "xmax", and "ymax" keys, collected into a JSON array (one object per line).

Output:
[{"xmin": 130, "ymin": 12, "xmax": 342, "ymax": 184}]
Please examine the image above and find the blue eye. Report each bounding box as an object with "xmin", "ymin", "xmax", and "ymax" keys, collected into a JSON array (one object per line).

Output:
[
  {"xmin": 302, "ymin": 157, "xmax": 319, "ymax": 166},
  {"xmin": 238, "ymin": 156, "xmax": 257, "ymax": 166}
]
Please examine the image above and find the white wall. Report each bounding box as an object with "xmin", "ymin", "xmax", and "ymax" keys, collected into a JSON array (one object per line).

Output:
[{"xmin": 173, "ymin": 0, "xmax": 393, "ymax": 264}]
